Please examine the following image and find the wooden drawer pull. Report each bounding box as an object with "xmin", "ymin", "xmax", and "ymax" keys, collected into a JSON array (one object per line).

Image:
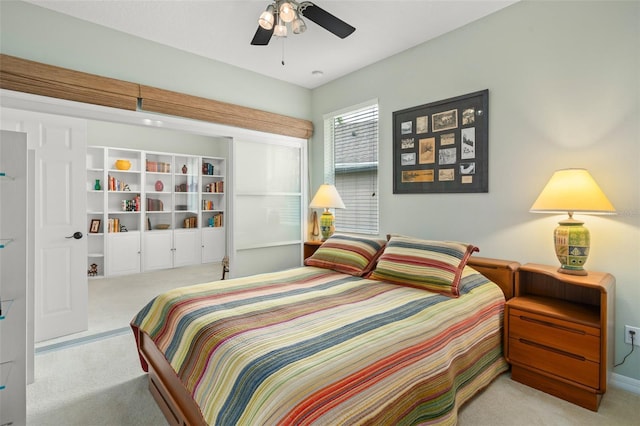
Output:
[
  {"xmin": 518, "ymin": 338, "xmax": 586, "ymax": 361},
  {"xmin": 519, "ymin": 315, "xmax": 586, "ymax": 335}
]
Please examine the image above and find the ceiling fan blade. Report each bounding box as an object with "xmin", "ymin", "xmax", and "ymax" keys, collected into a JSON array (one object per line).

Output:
[
  {"xmin": 299, "ymin": 2, "xmax": 355, "ymax": 39},
  {"xmin": 251, "ymin": 25, "xmax": 274, "ymax": 45}
]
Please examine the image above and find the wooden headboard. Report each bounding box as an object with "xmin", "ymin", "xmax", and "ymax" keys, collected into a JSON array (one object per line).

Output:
[{"xmin": 467, "ymin": 256, "xmax": 520, "ymax": 300}]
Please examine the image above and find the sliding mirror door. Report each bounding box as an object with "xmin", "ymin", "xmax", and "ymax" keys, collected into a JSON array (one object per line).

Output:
[{"xmin": 232, "ymin": 137, "xmax": 307, "ymax": 277}]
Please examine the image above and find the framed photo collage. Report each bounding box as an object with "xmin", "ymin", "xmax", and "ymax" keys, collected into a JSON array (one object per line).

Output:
[{"xmin": 392, "ymin": 90, "xmax": 488, "ymax": 194}]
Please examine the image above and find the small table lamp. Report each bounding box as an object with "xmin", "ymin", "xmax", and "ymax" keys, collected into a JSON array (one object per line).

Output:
[
  {"xmin": 530, "ymin": 168, "xmax": 616, "ymax": 275},
  {"xmin": 309, "ymin": 184, "xmax": 345, "ymax": 240}
]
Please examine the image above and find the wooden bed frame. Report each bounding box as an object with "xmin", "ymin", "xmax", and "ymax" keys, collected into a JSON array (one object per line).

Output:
[{"xmin": 133, "ymin": 256, "xmax": 519, "ymax": 426}]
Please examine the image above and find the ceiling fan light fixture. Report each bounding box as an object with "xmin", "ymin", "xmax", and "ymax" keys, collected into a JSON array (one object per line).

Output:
[
  {"xmin": 292, "ymin": 15, "xmax": 307, "ymax": 34},
  {"xmin": 258, "ymin": 4, "xmax": 275, "ymax": 30},
  {"xmin": 279, "ymin": 2, "xmax": 296, "ymax": 23},
  {"xmin": 251, "ymin": 1, "xmax": 356, "ymax": 47}
]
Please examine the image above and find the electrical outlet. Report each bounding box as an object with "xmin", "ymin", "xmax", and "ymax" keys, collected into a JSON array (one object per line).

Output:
[{"xmin": 624, "ymin": 325, "xmax": 640, "ymax": 346}]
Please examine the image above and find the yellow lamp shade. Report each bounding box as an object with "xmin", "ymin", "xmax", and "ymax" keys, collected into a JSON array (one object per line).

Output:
[{"xmin": 530, "ymin": 169, "xmax": 615, "ymax": 214}]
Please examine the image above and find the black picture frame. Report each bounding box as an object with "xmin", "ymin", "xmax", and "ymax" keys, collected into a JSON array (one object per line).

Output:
[
  {"xmin": 393, "ymin": 90, "xmax": 489, "ymax": 194},
  {"xmin": 89, "ymin": 219, "xmax": 101, "ymax": 233}
]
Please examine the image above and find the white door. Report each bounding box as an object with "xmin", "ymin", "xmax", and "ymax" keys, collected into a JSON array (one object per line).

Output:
[
  {"xmin": 232, "ymin": 138, "xmax": 307, "ymax": 277},
  {"xmin": 1, "ymin": 108, "xmax": 88, "ymax": 342}
]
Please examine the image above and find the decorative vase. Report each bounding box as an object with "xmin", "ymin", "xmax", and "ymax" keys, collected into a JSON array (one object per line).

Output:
[
  {"xmin": 182, "ymin": 164, "xmax": 187, "ymax": 174},
  {"xmin": 115, "ymin": 159, "xmax": 131, "ymax": 170},
  {"xmin": 319, "ymin": 209, "xmax": 335, "ymax": 240},
  {"xmin": 94, "ymin": 179, "xmax": 101, "ymax": 190},
  {"xmin": 554, "ymin": 217, "xmax": 589, "ymax": 275},
  {"xmin": 155, "ymin": 180, "xmax": 164, "ymax": 191}
]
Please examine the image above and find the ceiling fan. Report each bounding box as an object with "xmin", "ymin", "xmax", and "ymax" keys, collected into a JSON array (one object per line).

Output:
[{"xmin": 251, "ymin": 1, "xmax": 356, "ymax": 46}]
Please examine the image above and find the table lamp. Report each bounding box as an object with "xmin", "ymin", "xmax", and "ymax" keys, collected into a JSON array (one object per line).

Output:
[
  {"xmin": 530, "ymin": 168, "xmax": 616, "ymax": 275},
  {"xmin": 309, "ymin": 184, "xmax": 345, "ymax": 240}
]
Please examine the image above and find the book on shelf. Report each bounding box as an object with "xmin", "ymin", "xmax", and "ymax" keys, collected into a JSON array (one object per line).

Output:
[
  {"xmin": 208, "ymin": 213, "xmax": 223, "ymax": 227},
  {"xmin": 183, "ymin": 216, "xmax": 197, "ymax": 228},
  {"xmin": 121, "ymin": 196, "xmax": 140, "ymax": 212},
  {"xmin": 108, "ymin": 218, "xmax": 120, "ymax": 233},
  {"xmin": 202, "ymin": 162, "xmax": 215, "ymax": 175},
  {"xmin": 202, "ymin": 200, "xmax": 214, "ymax": 210},
  {"xmin": 146, "ymin": 160, "xmax": 171, "ymax": 173},
  {"xmin": 146, "ymin": 198, "xmax": 164, "ymax": 212},
  {"xmin": 108, "ymin": 175, "xmax": 132, "ymax": 191},
  {"xmin": 204, "ymin": 181, "xmax": 224, "ymax": 193}
]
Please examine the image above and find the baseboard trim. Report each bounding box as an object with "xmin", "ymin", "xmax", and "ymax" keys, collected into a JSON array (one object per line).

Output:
[{"xmin": 610, "ymin": 373, "xmax": 640, "ymax": 395}]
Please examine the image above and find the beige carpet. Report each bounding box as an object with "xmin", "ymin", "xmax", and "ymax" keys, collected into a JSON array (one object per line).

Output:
[
  {"xmin": 28, "ymin": 264, "xmax": 640, "ymax": 425},
  {"xmin": 36, "ymin": 262, "xmax": 223, "ymax": 348}
]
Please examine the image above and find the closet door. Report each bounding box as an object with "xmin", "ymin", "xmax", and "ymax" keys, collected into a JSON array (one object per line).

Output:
[
  {"xmin": 232, "ymin": 137, "xmax": 307, "ymax": 277},
  {"xmin": 1, "ymin": 108, "xmax": 88, "ymax": 342}
]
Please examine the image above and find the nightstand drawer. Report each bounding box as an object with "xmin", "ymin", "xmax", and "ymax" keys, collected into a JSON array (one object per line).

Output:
[
  {"xmin": 509, "ymin": 337, "xmax": 600, "ymax": 388},
  {"xmin": 509, "ymin": 308, "xmax": 600, "ymax": 362}
]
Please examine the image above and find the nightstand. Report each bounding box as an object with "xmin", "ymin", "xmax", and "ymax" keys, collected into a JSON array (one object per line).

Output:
[
  {"xmin": 504, "ymin": 263, "xmax": 615, "ymax": 411},
  {"xmin": 303, "ymin": 240, "xmax": 323, "ymax": 260}
]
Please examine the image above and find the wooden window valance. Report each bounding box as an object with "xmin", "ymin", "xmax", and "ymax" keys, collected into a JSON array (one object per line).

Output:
[
  {"xmin": 139, "ymin": 85, "xmax": 313, "ymax": 139},
  {"xmin": 0, "ymin": 54, "xmax": 139, "ymax": 111},
  {"xmin": 0, "ymin": 54, "xmax": 313, "ymax": 139}
]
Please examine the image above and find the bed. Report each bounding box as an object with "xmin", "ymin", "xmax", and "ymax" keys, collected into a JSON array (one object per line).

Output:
[{"xmin": 131, "ymin": 235, "xmax": 519, "ymax": 425}]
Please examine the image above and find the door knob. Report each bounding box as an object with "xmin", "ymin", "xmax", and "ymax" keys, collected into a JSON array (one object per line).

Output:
[{"xmin": 66, "ymin": 231, "xmax": 83, "ymax": 240}]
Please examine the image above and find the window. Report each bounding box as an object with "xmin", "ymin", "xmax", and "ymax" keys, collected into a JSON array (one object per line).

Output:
[{"xmin": 324, "ymin": 101, "xmax": 379, "ymax": 234}]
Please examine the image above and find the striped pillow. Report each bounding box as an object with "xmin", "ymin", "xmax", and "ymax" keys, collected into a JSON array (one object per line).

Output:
[
  {"xmin": 304, "ymin": 234, "xmax": 387, "ymax": 276},
  {"xmin": 368, "ymin": 236, "xmax": 479, "ymax": 297}
]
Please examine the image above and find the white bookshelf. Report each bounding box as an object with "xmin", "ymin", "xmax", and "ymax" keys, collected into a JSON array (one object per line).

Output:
[{"xmin": 87, "ymin": 147, "xmax": 226, "ymax": 277}]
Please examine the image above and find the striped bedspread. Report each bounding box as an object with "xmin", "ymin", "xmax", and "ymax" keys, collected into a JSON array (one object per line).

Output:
[{"xmin": 131, "ymin": 266, "xmax": 508, "ymax": 425}]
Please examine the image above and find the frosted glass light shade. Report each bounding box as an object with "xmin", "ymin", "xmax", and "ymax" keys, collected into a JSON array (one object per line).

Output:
[
  {"xmin": 258, "ymin": 5, "xmax": 275, "ymax": 30},
  {"xmin": 279, "ymin": 2, "xmax": 296, "ymax": 22},
  {"xmin": 274, "ymin": 22, "xmax": 287, "ymax": 37},
  {"xmin": 292, "ymin": 17, "xmax": 307, "ymax": 34}
]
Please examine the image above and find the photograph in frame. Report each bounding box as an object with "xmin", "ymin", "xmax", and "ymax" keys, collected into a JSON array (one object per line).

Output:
[
  {"xmin": 418, "ymin": 138, "xmax": 435, "ymax": 164},
  {"xmin": 432, "ymin": 109, "xmax": 458, "ymax": 132},
  {"xmin": 416, "ymin": 116, "xmax": 428, "ymax": 134},
  {"xmin": 461, "ymin": 127, "xmax": 476, "ymax": 160}
]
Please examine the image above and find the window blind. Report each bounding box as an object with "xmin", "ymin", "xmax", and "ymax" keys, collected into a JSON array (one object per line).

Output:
[{"xmin": 324, "ymin": 103, "xmax": 379, "ymax": 234}]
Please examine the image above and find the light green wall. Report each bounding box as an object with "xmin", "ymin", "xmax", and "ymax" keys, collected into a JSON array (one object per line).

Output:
[
  {"xmin": 88, "ymin": 120, "xmax": 229, "ymax": 158},
  {"xmin": 311, "ymin": 0, "xmax": 640, "ymax": 381},
  {"xmin": 0, "ymin": 0, "xmax": 311, "ymax": 120}
]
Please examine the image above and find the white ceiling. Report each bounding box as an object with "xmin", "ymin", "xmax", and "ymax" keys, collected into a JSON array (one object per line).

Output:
[{"xmin": 26, "ymin": 0, "xmax": 517, "ymax": 89}]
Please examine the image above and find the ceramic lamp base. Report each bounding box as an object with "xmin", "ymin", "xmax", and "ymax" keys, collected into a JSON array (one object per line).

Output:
[
  {"xmin": 554, "ymin": 217, "xmax": 589, "ymax": 276},
  {"xmin": 320, "ymin": 209, "xmax": 335, "ymax": 240}
]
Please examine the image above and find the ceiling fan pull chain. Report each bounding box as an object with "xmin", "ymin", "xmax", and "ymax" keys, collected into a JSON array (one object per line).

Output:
[{"xmin": 281, "ymin": 38, "xmax": 286, "ymax": 66}]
